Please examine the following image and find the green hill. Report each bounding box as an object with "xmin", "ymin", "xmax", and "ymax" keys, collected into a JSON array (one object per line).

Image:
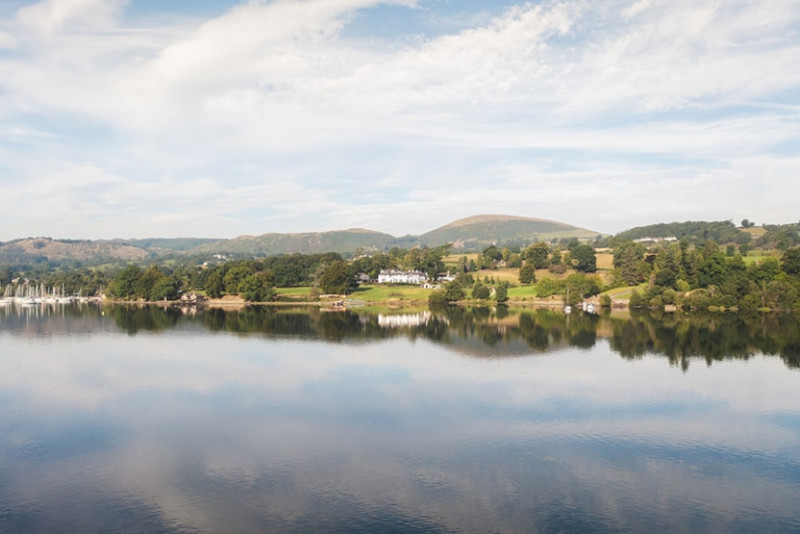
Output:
[
  {"xmin": 193, "ymin": 228, "xmax": 400, "ymax": 256},
  {"xmin": 0, "ymin": 237, "xmax": 149, "ymax": 265},
  {"xmin": 614, "ymin": 221, "xmax": 751, "ymax": 244},
  {"xmin": 118, "ymin": 237, "xmax": 221, "ymax": 252},
  {"xmin": 0, "ymin": 215, "xmax": 604, "ymax": 265},
  {"xmin": 418, "ymin": 215, "xmax": 601, "ymax": 250}
]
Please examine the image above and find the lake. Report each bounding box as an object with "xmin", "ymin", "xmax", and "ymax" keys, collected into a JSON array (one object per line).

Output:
[{"xmin": 1, "ymin": 304, "xmax": 799, "ymax": 533}]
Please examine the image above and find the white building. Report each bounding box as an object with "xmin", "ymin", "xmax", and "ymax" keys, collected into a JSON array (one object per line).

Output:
[{"xmin": 377, "ymin": 269, "xmax": 429, "ymax": 284}]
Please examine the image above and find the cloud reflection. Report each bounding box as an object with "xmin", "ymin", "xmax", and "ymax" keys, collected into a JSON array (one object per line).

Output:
[{"xmin": 1, "ymin": 306, "xmax": 799, "ymax": 532}]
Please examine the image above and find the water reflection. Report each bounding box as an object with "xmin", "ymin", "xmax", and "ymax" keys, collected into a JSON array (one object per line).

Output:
[
  {"xmin": 3, "ymin": 303, "xmax": 798, "ymax": 370},
  {"xmin": 1, "ymin": 304, "xmax": 800, "ymax": 532}
]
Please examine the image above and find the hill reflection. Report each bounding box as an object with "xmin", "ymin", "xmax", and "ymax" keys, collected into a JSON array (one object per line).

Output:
[{"xmin": 2, "ymin": 303, "xmax": 799, "ymax": 370}]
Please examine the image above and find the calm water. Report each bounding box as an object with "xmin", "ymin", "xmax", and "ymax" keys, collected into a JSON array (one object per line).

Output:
[{"xmin": 1, "ymin": 304, "xmax": 799, "ymax": 533}]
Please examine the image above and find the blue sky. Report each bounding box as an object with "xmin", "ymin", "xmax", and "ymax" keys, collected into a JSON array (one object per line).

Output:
[{"xmin": 0, "ymin": 0, "xmax": 798, "ymax": 240}]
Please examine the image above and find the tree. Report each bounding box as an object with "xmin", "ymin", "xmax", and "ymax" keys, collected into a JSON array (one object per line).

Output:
[
  {"xmin": 697, "ymin": 252, "xmax": 728, "ymax": 288},
  {"xmin": 741, "ymin": 219, "xmax": 754, "ymax": 228},
  {"xmin": 781, "ymin": 247, "xmax": 800, "ymax": 276},
  {"xmin": 535, "ymin": 277, "xmax": 563, "ymax": 298},
  {"xmin": 0, "ymin": 267, "xmax": 12, "ymax": 286},
  {"xmin": 135, "ymin": 265, "xmax": 165, "ymax": 300},
  {"xmin": 482, "ymin": 245, "xmax": 503, "ymax": 263},
  {"xmin": 239, "ymin": 271, "xmax": 276, "ymax": 302},
  {"xmin": 205, "ymin": 270, "xmax": 224, "ymax": 298},
  {"xmin": 524, "ymin": 242, "xmax": 551, "ymax": 269},
  {"xmin": 107, "ymin": 265, "xmax": 143, "ymax": 299},
  {"xmin": 495, "ymin": 283, "xmax": 509, "ymax": 303},
  {"xmin": 519, "ymin": 262, "xmax": 536, "ymax": 284},
  {"xmin": 403, "ymin": 244, "xmax": 451, "ymax": 279},
  {"xmin": 763, "ymin": 280, "xmax": 798, "ymax": 310},
  {"xmin": 655, "ymin": 267, "xmax": 677, "ymax": 289},
  {"xmin": 223, "ymin": 265, "xmax": 252, "ymax": 294},
  {"xmin": 629, "ymin": 290, "xmax": 644, "ymax": 308},
  {"xmin": 613, "ymin": 241, "xmax": 648, "ymax": 285},
  {"xmin": 571, "ymin": 244, "xmax": 597, "ymax": 273},
  {"xmin": 748, "ymin": 257, "xmax": 781, "ymax": 284},
  {"xmin": 150, "ymin": 276, "xmax": 179, "ymax": 301},
  {"xmin": 472, "ymin": 282, "xmax": 490, "ymax": 300},
  {"xmin": 444, "ymin": 281, "xmax": 466, "ymax": 302},
  {"xmin": 318, "ymin": 260, "xmax": 356, "ymax": 294}
]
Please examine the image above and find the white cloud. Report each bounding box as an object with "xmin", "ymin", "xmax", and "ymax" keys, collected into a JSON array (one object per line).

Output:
[
  {"xmin": 0, "ymin": 0, "xmax": 798, "ymax": 238},
  {"xmin": 16, "ymin": 0, "xmax": 126, "ymax": 33}
]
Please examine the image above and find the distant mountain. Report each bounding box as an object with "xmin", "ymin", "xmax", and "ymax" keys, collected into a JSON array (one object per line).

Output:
[
  {"xmin": 0, "ymin": 215, "xmax": 603, "ymax": 265},
  {"xmin": 193, "ymin": 228, "xmax": 402, "ymax": 256},
  {"xmin": 0, "ymin": 237, "xmax": 149, "ymax": 265},
  {"xmin": 196, "ymin": 215, "xmax": 601, "ymax": 255},
  {"xmin": 118, "ymin": 237, "xmax": 221, "ymax": 252},
  {"xmin": 418, "ymin": 214, "xmax": 601, "ymax": 249}
]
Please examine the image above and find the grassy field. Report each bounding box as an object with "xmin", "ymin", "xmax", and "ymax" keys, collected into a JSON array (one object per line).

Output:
[
  {"xmin": 601, "ymin": 284, "xmax": 647, "ymax": 301},
  {"xmin": 348, "ymin": 284, "xmax": 432, "ymax": 301},
  {"xmin": 275, "ymin": 287, "xmax": 311, "ymax": 297},
  {"xmin": 507, "ymin": 285, "xmax": 538, "ymax": 299},
  {"xmin": 741, "ymin": 250, "xmax": 778, "ymax": 265},
  {"xmin": 596, "ymin": 252, "xmax": 613, "ymax": 270},
  {"xmin": 742, "ymin": 227, "xmax": 768, "ymax": 238}
]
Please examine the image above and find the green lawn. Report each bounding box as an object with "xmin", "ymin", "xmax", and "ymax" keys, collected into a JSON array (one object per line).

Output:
[
  {"xmin": 508, "ymin": 285, "xmax": 537, "ymax": 298},
  {"xmin": 348, "ymin": 284, "xmax": 431, "ymax": 302},
  {"xmin": 275, "ymin": 287, "xmax": 311, "ymax": 297},
  {"xmin": 601, "ymin": 284, "xmax": 648, "ymax": 301}
]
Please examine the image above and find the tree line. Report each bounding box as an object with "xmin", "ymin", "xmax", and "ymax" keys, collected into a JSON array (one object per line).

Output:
[{"xmin": 622, "ymin": 240, "xmax": 800, "ymax": 310}]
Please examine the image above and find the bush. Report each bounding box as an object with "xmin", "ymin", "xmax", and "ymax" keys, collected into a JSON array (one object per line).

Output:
[
  {"xmin": 629, "ymin": 290, "xmax": 644, "ymax": 308},
  {"xmin": 495, "ymin": 283, "xmax": 509, "ymax": 303},
  {"xmin": 599, "ymin": 294, "xmax": 612, "ymax": 308},
  {"xmin": 536, "ymin": 277, "xmax": 563, "ymax": 298},
  {"xmin": 739, "ymin": 291, "xmax": 763, "ymax": 310},
  {"xmin": 472, "ymin": 283, "xmax": 491, "ymax": 300},
  {"xmin": 428, "ymin": 290, "xmax": 447, "ymax": 306},
  {"xmin": 661, "ymin": 288, "xmax": 677, "ymax": 305},
  {"xmin": 519, "ymin": 262, "xmax": 536, "ymax": 284},
  {"xmin": 718, "ymin": 294, "xmax": 737, "ymax": 308},
  {"xmin": 683, "ymin": 289, "xmax": 711, "ymax": 310},
  {"xmin": 444, "ymin": 281, "xmax": 466, "ymax": 302}
]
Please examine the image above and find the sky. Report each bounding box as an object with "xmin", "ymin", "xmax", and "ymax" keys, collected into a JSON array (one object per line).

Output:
[{"xmin": 0, "ymin": 0, "xmax": 798, "ymax": 240}]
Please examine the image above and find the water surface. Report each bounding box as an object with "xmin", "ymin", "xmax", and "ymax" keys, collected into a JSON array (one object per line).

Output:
[{"xmin": 1, "ymin": 304, "xmax": 799, "ymax": 532}]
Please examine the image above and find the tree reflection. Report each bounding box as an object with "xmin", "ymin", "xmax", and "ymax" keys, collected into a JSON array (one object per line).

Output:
[
  {"xmin": 52, "ymin": 304, "xmax": 800, "ymax": 370},
  {"xmin": 109, "ymin": 305, "xmax": 182, "ymax": 334}
]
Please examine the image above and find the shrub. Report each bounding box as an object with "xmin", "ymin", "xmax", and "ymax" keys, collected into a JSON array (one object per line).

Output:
[
  {"xmin": 444, "ymin": 281, "xmax": 466, "ymax": 302},
  {"xmin": 536, "ymin": 277, "xmax": 563, "ymax": 298},
  {"xmin": 629, "ymin": 291, "xmax": 644, "ymax": 308},
  {"xmin": 661, "ymin": 288, "xmax": 677, "ymax": 305},
  {"xmin": 428, "ymin": 290, "xmax": 447, "ymax": 306},
  {"xmin": 472, "ymin": 283, "xmax": 491, "ymax": 300},
  {"xmin": 684, "ymin": 289, "xmax": 711, "ymax": 310},
  {"xmin": 495, "ymin": 283, "xmax": 509, "ymax": 303}
]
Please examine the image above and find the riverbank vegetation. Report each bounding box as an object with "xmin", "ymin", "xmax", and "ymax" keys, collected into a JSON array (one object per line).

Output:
[{"xmin": 2, "ymin": 221, "xmax": 799, "ymax": 312}]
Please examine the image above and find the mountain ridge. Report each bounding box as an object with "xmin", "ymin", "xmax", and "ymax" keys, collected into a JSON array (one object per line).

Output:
[{"xmin": 0, "ymin": 215, "xmax": 601, "ymax": 264}]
